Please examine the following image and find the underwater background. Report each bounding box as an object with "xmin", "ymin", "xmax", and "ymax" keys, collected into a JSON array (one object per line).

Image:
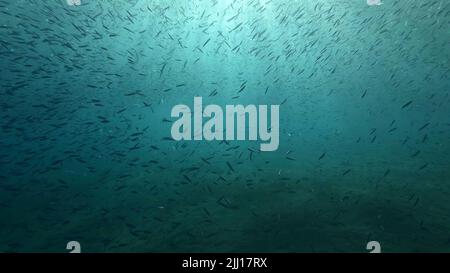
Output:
[{"xmin": 0, "ymin": 0, "xmax": 449, "ymax": 252}]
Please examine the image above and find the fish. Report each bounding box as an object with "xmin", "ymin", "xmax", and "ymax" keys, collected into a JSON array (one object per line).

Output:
[
  {"xmin": 226, "ymin": 161, "xmax": 234, "ymax": 172},
  {"xmin": 318, "ymin": 152, "xmax": 326, "ymax": 160},
  {"xmin": 401, "ymin": 100, "xmax": 413, "ymax": 109}
]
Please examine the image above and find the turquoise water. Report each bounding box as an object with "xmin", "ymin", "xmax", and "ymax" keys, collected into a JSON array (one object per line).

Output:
[{"xmin": 0, "ymin": 0, "xmax": 449, "ymax": 252}]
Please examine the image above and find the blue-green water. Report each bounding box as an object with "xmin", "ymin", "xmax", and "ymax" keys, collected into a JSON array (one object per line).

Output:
[{"xmin": 0, "ymin": 0, "xmax": 449, "ymax": 252}]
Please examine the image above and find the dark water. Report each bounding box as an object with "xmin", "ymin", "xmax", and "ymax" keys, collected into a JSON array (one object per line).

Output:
[{"xmin": 0, "ymin": 0, "xmax": 449, "ymax": 253}]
